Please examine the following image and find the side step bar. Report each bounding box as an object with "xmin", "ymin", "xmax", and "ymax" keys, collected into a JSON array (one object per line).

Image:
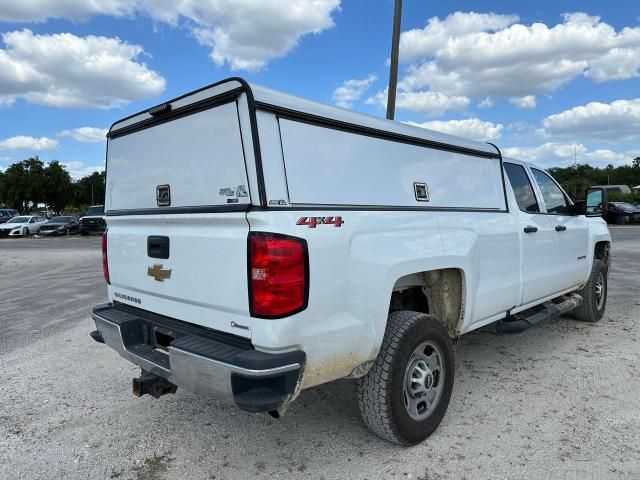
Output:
[{"xmin": 496, "ymin": 293, "xmax": 583, "ymax": 334}]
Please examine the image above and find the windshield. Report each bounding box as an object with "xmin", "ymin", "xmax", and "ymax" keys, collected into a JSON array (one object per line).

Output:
[
  {"xmin": 50, "ymin": 216, "xmax": 72, "ymax": 223},
  {"xmin": 7, "ymin": 216, "xmax": 28, "ymax": 223},
  {"xmin": 85, "ymin": 206, "xmax": 104, "ymax": 216},
  {"xmin": 0, "ymin": 211, "xmax": 9, "ymax": 217}
]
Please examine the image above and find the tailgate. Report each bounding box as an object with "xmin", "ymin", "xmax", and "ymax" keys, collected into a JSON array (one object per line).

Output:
[
  {"xmin": 105, "ymin": 99, "xmax": 253, "ymax": 337},
  {"xmin": 106, "ymin": 213, "xmax": 250, "ymax": 337}
]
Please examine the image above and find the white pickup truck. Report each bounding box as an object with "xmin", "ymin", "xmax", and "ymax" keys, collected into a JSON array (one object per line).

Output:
[{"xmin": 91, "ymin": 77, "xmax": 611, "ymax": 446}]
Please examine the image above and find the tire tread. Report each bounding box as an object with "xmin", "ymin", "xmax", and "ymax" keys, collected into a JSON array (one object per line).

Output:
[
  {"xmin": 573, "ymin": 259, "xmax": 607, "ymax": 322},
  {"xmin": 357, "ymin": 311, "xmax": 453, "ymax": 445}
]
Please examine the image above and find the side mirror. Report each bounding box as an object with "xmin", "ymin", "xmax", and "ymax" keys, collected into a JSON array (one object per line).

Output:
[{"xmin": 585, "ymin": 187, "xmax": 607, "ymax": 217}]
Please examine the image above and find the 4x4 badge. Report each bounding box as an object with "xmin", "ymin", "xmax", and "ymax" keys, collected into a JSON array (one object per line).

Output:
[{"xmin": 147, "ymin": 264, "xmax": 172, "ymax": 282}]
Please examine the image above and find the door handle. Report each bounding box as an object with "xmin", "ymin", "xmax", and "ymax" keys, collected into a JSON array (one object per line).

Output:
[
  {"xmin": 555, "ymin": 225, "xmax": 567, "ymax": 232},
  {"xmin": 524, "ymin": 226, "xmax": 538, "ymax": 233}
]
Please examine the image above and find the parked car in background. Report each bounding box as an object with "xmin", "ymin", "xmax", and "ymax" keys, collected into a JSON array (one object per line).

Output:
[
  {"xmin": 604, "ymin": 202, "xmax": 639, "ymax": 224},
  {"xmin": 0, "ymin": 215, "xmax": 48, "ymax": 237},
  {"xmin": 79, "ymin": 205, "xmax": 106, "ymax": 235},
  {"xmin": 0, "ymin": 209, "xmax": 20, "ymax": 224},
  {"xmin": 610, "ymin": 202, "xmax": 640, "ymax": 223},
  {"xmin": 39, "ymin": 216, "xmax": 80, "ymax": 236}
]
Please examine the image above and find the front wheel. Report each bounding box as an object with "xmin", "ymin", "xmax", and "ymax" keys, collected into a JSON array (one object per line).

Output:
[
  {"xmin": 357, "ymin": 311, "xmax": 455, "ymax": 446},
  {"xmin": 22, "ymin": 227, "xmax": 29, "ymax": 236},
  {"xmin": 572, "ymin": 259, "xmax": 607, "ymax": 322}
]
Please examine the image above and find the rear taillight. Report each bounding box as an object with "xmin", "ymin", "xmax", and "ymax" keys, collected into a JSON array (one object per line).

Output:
[
  {"xmin": 248, "ymin": 232, "xmax": 308, "ymax": 318},
  {"xmin": 102, "ymin": 231, "xmax": 110, "ymax": 285}
]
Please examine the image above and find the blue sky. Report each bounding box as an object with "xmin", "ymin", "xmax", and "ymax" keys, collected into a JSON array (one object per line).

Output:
[{"xmin": 1, "ymin": 0, "xmax": 639, "ymax": 178}]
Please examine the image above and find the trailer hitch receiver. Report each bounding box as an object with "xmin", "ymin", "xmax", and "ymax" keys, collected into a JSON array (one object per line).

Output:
[{"xmin": 132, "ymin": 371, "xmax": 177, "ymax": 399}]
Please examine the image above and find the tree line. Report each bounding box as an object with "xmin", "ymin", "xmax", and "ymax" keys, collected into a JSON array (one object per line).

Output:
[
  {"xmin": 0, "ymin": 157, "xmax": 105, "ymax": 214},
  {"xmin": 548, "ymin": 158, "xmax": 640, "ymax": 202}
]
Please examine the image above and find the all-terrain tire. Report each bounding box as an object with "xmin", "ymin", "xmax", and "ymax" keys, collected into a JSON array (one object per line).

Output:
[
  {"xmin": 357, "ymin": 311, "xmax": 455, "ymax": 446},
  {"xmin": 572, "ymin": 259, "xmax": 608, "ymax": 322}
]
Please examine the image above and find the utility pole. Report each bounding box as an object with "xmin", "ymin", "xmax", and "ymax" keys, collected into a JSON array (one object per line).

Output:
[{"xmin": 386, "ymin": 0, "xmax": 403, "ymax": 120}]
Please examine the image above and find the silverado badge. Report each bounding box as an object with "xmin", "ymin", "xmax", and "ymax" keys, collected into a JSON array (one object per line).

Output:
[{"xmin": 147, "ymin": 264, "xmax": 172, "ymax": 282}]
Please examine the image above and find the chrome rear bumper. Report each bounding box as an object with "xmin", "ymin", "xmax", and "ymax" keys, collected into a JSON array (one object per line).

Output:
[{"xmin": 92, "ymin": 304, "xmax": 304, "ymax": 412}]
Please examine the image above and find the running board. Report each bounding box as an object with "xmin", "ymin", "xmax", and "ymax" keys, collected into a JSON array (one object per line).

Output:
[{"xmin": 496, "ymin": 293, "xmax": 583, "ymax": 334}]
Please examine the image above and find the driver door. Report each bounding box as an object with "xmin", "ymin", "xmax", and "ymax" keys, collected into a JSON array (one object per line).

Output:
[{"xmin": 529, "ymin": 168, "xmax": 590, "ymax": 291}]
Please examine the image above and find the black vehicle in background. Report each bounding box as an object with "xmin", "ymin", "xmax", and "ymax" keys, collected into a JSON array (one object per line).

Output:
[
  {"xmin": 605, "ymin": 202, "xmax": 640, "ymax": 224},
  {"xmin": 79, "ymin": 205, "xmax": 106, "ymax": 235},
  {"xmin": 0, "ymin": 209, "xmax": 19, "ymax": 224},
  {"xmin": 39, "ymin": 216, "xmax": 80, "ymax": 236}
]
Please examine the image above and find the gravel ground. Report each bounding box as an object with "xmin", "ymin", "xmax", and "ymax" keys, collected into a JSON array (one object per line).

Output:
[{"xmin": 1, "ymin": 229, "xmax": 639, "ymax": 479}]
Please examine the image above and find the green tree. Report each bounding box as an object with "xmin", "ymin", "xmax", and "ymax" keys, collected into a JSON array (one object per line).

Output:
[
  {"xmin": 0, "ymin": 169, "xmax": 6, "ymax": 206},
  {"xmin": 43, "ymin": 160, "xmax": 73, "ymax": 213},
  {"xmin": 0, "ymin": 157, "xmax": 46, "ymax": 212},
  {"xmin": 73, "ymin": 170, "xmax": 106, "ymax": 207}
]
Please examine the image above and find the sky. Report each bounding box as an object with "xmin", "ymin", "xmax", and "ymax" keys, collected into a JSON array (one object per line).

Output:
[{"xmin": 1, "ymin": 0, "xmax": 640, "ymax": 178}]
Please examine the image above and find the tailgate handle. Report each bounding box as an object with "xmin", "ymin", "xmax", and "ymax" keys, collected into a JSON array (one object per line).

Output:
[{"xmin": 148, "ymin": 236, "xmax": 170, "ymax": 259}]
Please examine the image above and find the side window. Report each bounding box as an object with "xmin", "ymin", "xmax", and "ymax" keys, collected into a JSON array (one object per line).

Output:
[
  {"xmin": 29, "ymin": 218, "xmax": 36, "ymax": 223},
  {"xmin": 531, "ymin": 169, "xmax": 570, "ymax": 214},
  {"xmin": 504, "ymin": 163, "xmax": 540, "ymax": 213}
]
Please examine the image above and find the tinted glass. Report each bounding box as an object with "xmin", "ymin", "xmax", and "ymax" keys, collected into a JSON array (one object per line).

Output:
[
  {"xmin": 531, "ymin": 169, "xmax": 569, "ymax": 213},
  {"xmin": 86, "ymin": 206, "xmax": 104, "ymax": 216},
  {"xmin": 51, "ymin": 216, "xmax": 72, "ymax": 222},
  {"xmin": 504, "ymin": 163, "xmax": 540, "ymax": 213},
  {"xmin": 8, "ymin": 216, "xmax": 28, "ymax": 223}
]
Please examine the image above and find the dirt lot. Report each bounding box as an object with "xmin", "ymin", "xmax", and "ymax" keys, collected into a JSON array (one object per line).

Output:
[{"xmin": 1, "ymin": 228, "xmax": 639, "ymax": 479}]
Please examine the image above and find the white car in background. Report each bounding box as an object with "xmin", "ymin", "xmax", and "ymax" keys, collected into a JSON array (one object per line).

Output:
[{"xmin": 0, "ymin": 216, "xmax": 48, "ymax": 238}]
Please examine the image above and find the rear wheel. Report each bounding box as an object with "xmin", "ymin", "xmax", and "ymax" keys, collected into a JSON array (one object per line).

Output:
[
  {"xmin": 357, "ymin": 311, "xmax": 455, "ymax": 445},
  {"xmin": 572, "ymin": 259, "xmax": 607, "ymax": 322}
]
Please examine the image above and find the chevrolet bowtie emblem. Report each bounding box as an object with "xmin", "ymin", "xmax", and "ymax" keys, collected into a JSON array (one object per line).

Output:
[{"xmin": 147, "ymin": 264, "xmax": 172, "ymax": 282}]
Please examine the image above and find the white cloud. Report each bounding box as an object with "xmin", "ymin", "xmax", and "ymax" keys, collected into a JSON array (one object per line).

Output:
[
  {"xmin": 376, "ymin": 11, "xmax": 640, "ymax": 114},
  {"xmin": 478, "ymin": 97, "xmax": 494, "ymax": 109},
  {"xmin": 166, "ymin": 0, "xmax": 342, "ymax": 71},
  {"xmin": 510, "ymin": 95, "xmax": 536, "ymax": 109},
  {"xmin": 0, "ymin": 1, "xmax": 135, "ymax": 22},
  {"xmin": 586, "ymin": 48, "xmax": 640, "ymax": 82},
  {"xmin": 504, "ymin": 142, "xmax": 637, "ymax": 168},
  {"xmin": 0, "ymin": 1, "xmax": 342, "ymax": 72},
  {"xmin": 399, "ymin": 12, "xmax": 519, "ymax": 64},
  {"xmin": 407, "ymin": 118, "xmax": 503, "ymax": 141},
  {"xmin": 0, "ymin": 29, "xmax": 165, "ymax": 108},
  {"xmin": 367, "ymin": 88, "xmax": 469, "ymax": 116},
  {"xmin": 62, "ymin": 161, "xmax": 104, "ymax": 179},
  {"xmin": 332, "ymin": 74, "xmax": 376, "ymax": 108},
  {"xmin": 543, "ymin": 98, "xmax": 640, "ymax": 141},
  {"xmin": 0, "ymin": 135, "xmax": 58, "ymax": 150},
  {"xmin": 58, "ymin": 127, "xmax": 108, "ymax": 143}
]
